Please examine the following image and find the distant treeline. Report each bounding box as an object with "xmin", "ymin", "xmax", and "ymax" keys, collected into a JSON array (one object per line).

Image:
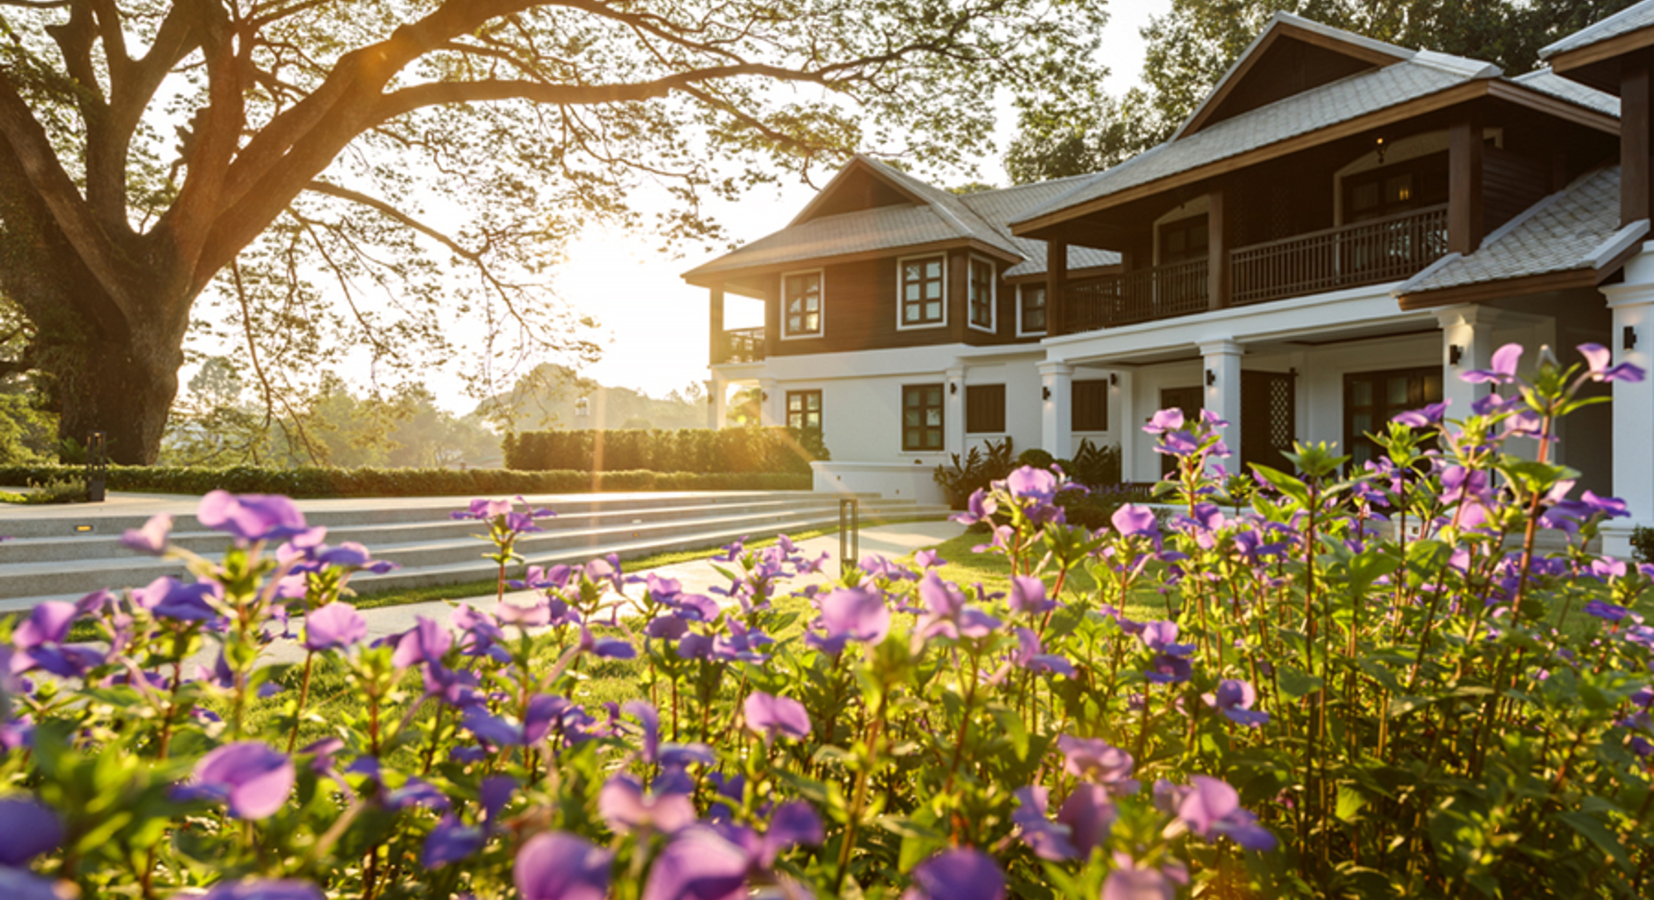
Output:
[{"xmin": 501, "ymin": 427, "xmax": 829, "ymax": 475}]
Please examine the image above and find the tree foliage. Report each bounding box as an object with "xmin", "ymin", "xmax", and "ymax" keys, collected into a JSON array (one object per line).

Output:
[
  {"xmin": 1006, "ymin": 0, "xmax": 1642, "ymax": 183},
  {"xmin": 0, "ymin": 0, "xmax": 1111, "ymax": 462}
]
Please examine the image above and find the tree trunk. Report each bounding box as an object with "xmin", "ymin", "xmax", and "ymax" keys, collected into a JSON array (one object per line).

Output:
[{"xmin": 53, "ymin": 332, "xmax": 184, "ymax": 465}]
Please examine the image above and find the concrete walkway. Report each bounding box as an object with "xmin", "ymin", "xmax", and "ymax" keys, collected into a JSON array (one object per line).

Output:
[{"xmin": 251, "ymin": 520, "xmax": 962, "ymax": 666}]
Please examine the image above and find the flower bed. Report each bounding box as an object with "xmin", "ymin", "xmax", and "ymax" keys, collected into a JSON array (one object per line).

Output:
[{"xmin": 2, "ymin": 343, "xmax": 1652, "ymax": 898}]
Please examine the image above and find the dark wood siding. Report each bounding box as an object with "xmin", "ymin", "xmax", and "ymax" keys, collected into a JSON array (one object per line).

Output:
[
  {"xmin": 966, "ymin": 384, "xmax": 1006, "ymax": 433},
  {"xmin": 1482, "ymin": 145, "xmax": 1552, "ymax": 234}
]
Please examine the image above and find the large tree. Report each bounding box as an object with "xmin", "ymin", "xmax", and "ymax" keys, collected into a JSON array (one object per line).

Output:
[
  {"xmin": 1006, "ymin": 0, "xmax": 1640, "ymax": 183},
  {"xmin": 0, "ymin": 0, "xmax": 1108, "ymax": 463}
]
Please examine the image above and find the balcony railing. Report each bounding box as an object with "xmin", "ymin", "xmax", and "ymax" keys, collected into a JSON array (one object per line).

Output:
[
  {"xmin": 717, "ymin": 327, "xmax": 765, "ymax": 364},
  {"xmin": 1066, "ymin": 258, "xmax": 1209, "ymax": 331},
  {"xmin": 1230, "ymin": 203, "xmax": 1448, "ymax": 307}
]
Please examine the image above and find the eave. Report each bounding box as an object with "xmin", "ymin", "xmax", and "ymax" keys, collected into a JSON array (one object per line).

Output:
[{"xmin": 682, "ymin": 237, "xmax": 1025, "ymax": 297}]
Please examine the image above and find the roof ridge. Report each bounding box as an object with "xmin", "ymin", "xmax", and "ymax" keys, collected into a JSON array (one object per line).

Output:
[
  {"xmin": 1409, "ymin": 48, "xmax": 1501, "ymax": 79},
  {"xmin": 1541, "ymin": 0, "xmax": 1654, "ymax": 58}
]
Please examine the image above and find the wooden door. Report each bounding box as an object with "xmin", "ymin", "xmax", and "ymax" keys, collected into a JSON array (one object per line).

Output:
[
  {"xmin": 1241, "ymin": 371, "xmax": 1296, "ymax": 474},
  {"xmin": 1159, "ymin": 386, "xmax": 1205, "ymax": 478}
]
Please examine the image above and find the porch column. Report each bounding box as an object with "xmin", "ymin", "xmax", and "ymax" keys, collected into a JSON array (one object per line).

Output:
[
  {"xmin": 1208, "ymin": 187, "xmax": 1230, "ymax": 310},
  {"xmin": 1449, "ymin": 113, "xmax": 1485, "ymax": 255},
  {"xmin": 1435, "ymin": 305, "xmax": 1496, "ymax": 419},
  {"xmin": 1602, "ymin": 272, "xmax": 1654, "ymax": 556},
  {"xmin": 1623, "ymin": 52, "xmax": 1651, "ymax": 226},
  {"xmin": 1039, "ymin": 361, "xmax": 1074, "ymax": 457},
  {"xmin": 708, "ymin": 287, "xmax": 725, "ymax": 365},
  {"xmin": 1046, "ymin": 242, "xmax": 1068, "ymax": 336},
  {"xmin": 706, "ymin": 378, "xmax": 727, "ymax": 430},
  {"xmin": 946, "ymin": 365, "xmax": 967, "ymax": 455},
  {"xmin": 758, "ymin": 377, "xmax": 781, "ymax": 427},
  {"xmin": 763, "ymin": 277, "xmax": 780, "ymax": 359},
  {"xmin": 1200, "ymin": 339, "xmax": 1242, "ymax": 462},
  {"xmin": 1113, "ymin": 369, "xmax": 1137, "ymax": 483}
]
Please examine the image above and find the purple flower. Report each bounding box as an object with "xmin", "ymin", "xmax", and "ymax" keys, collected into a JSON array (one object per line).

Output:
[
  {"xmin": 816, "ymin": 587, "xmax": 891, "ymax": 647},
  {"xmin": 1006, "ymin": 466, "xmax": 1058, "ymax": 505},
  {"xmin": 0, "ymin": 868, "xmax": 72, "ymax": 900},
  {"xmin": 13, "ymin": 602, "xmax": 75, "ymax": 651},
  {"xmin": 1583, "ymin": 491, "xmax": 1630, "ymax": 519},
  {"xmin": 1057, "ymin": 784, "xmax": 1118, "ymax": 859},
  {"xmin": 640, "ymin": 827, "xmax": 751, "ymax": 900},
  {"xmin": 1056, "ymin": 735, "xmax": 1137, "ymax": 792},
  {"xmin": 423, "ymin": 815, "xmax": 484, "ymax": 869},
  {"xmin": 578, "ymin": 627, "xmax": 635, "ymax": 659},
  {"xmin": 1140, "ymin": 621, "xmax": 1194, "ymax": 656},
  {"xmin": 915, "ymin": 549, "xmax": 946, "ymax": 569},
  {"xmin": 743, "ymin": 691, "xmax": 812, "ymax": 742},
  {"xmin": 1205, "ymin": 679, "xmax": 1270, "ymax": 727},
  {"xmin": 303, "ymin": 603, "xmax": 367, "ymax": 651},
  {"xmin": 514, "ymin": 832, "xmax": 612, "ymax": 900},
  {"xmin": 902, "ymin": 847, "xmax": 1006, "ymax": 900},
  {"xmin": 1392, "ymin": 401, "xmax": 1449, "ymax": 427},
  {"xmin": 1102, "ymin": 860, "xmax": 1177, "ymax": 900},
  {"xmin": 1112, "ymin": 504, "xmax": 1159, "ymax": 538},
  {"xmin": 914, "ymin": 572, "xmax": 1001, "ymax": 642},
  {"xmin": 598, "ymin": 774, "xmax": 696, "ymax": 834},
  {"xmin": 1171, "ymin": 775, "xmax": 1278, "ymax": 851},
  {"xmin": 1009, "ymin": 575, "xmax": 1054, "ymax": 615},
  {"xmin": 132, "ymin": 576, "xmax": 223, "ymax": 622},
  {"xmin": 0, "ymin": 797, "xmax": 62, "ymax": 867},
  {"xmin": 200, "ymin": 880, "xmax": 326, "ymax": 900},
  {"xmin": 1013, "ymin": 786, "xmax": 1079, "ymax": 861},
  {"xmin": 454, "ymin": 498, "xmax": 514, "ymax": 521},
  {"xmin": 1012, "ymin": 628, "xmax": 1075, "ymax": 678},
  {"xmin": 176, "ymin": 742, "xmax": 295, "ymax": 820},
  {"xmin": 1580, "ymin": 342, "xmax": 1646, "ymax": 382},
  {"xmin": 1585, "ymin": 600, "xmax": 1632, "ymax": 622},
  {"xmin": 952, "ymin": 489, "xmax": 998, "ymax": 526},
  {"xmin": 1143, "ymin": 408, "xmax": 1184, "ymax": 435},
  {"xmin": 197, "ymin": 491, "xmax": 310, "ymax": 544},
  {"xmin": 1464, "ymin": 343, "xmax": 1523, "ymax": 384},
  {"xmin": 121, "ymin": 514, "xmax": 173, "ymax": 555},
  {"xmin": 392, "ymin": 617, "xmax": 454, "ymax": 669}
]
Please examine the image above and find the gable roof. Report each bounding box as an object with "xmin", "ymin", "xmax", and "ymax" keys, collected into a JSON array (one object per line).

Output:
[
  {"xmin": 1512, "ymin": 69, "xmax": 1621, "ymax": 116},
  {"xmin": 1174, "ymin": 12, "xmax": 1415, "ymax": 140},
  {"xmin": 1540, "ymin": 0, "xmax": 1654, "ymax": 62},
  {"xmin": 1395, "ymin": 165, "xmax": 1647, "ymax": 304},
  {"xmin": 683, "ymin": 158, "xmax": 1119, "ymax": 286}
]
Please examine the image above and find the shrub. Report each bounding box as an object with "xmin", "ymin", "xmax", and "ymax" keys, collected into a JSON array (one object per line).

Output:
[
  {"xmin": 0, "ymin": 465, "xmax": 811, "ymax": 497},
  {"xmin": 932, "ymin": 437, "xmax": 1014, "ymax": 509},
  {"xmin": 4, "ymin": 342, "xmax": 1653, "ymax": 899},
  {"xmin": 1633, "ymin": 524, "xmax": 1654, "ymax": 564},
  {"xmin": 502, "ymin": 426, "xmax": 828, "ymax": 475},
  {"xmin": 1015, "ymin": 446, "xmax": 1054, "ymax": 469}
]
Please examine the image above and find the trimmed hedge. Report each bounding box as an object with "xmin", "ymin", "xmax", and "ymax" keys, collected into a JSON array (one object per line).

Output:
[
  {"xmin": 0, "ymin": 465, "xmax": 811, "ymax": 498},
  {"xmin": 502, "ymin": 426, "xmax": 828, "ymax": 475}
]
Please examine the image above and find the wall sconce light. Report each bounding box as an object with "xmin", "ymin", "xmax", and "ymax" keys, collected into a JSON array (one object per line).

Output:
[
  {"xmin": 1449, "ymin": 344, "xmax": 1464, "ymax": 366},
  {"xmin": 950, "ymin": 382, "xmax": 958, "ymax": 395},
  {"xmin": 1626, "ymin": 326, "xmax": 1639, "ymax": 352},
  {"xmin": 1109, "ymin": 372, "xmax": 1119, "ymax": 386},
  {"xmin": 1205, "ymin": 369, "xmax": 1216, "ymax": 387},
  {"xmin": 760, "ymin": 391, "xmax": 769, "ymax": 402},
  {"xmin": 1375, "ymin": 135, "xmax": 1387, "ymax": 164},
  {"xmin": 1042, "ymin": 386, "xmax": 1052, "ymax": 401}
]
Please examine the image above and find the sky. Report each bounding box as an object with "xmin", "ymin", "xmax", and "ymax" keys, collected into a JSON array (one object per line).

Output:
[{"xmin": 516, "ymin": 0, "xmax": 1174, "ymax": 409}]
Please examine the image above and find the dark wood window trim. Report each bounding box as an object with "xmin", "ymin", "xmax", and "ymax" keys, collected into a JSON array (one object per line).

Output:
[
  {"xmin": 897, "ymin": 254, "xmax": 947, "ymax": 329},
  {"xmin": 1018, "ymin": 284, "xmax": 1046, "ymax": 335},
  {"xmin": 1340, "ymin": 150, "xmax": 1449, "ymax": 224},
  {"xmin": 967, "ymin": 256, "xmax": 996, "ymax": 332},
  {"xmin": 781, "ymin": 269, "xmax": 824, "ymax": 339},
  {"xmin": 902, "ymin": 383, "xmax": 945, "ymax": 451},
  {"xmin": 965, "ymin": 384, "xmax": 1006, "ymax": 434},
  {"xmin": 786, "ymin": 390, "xmax": 822, "ymax": 432},
  {"xmin": 1159, "ymin": 214, "xmax": 1209, "ymax": 265},
  {"xmin": 1343, "ymin": 366, "xmax": 1443, "ymax": 467},
  {"xmin": 1072, "ymin": 380, "xmax": 1109, "ymax": 432}
]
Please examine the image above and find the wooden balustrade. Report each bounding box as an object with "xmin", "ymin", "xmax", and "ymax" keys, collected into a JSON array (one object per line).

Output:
[
  {"xmin": 717, "ymin": 327, "xmax": 766, "ymax": 364},
  {"xmin": 1065, "ymin": 258, "xmax": 1210, "ymax": 331}
]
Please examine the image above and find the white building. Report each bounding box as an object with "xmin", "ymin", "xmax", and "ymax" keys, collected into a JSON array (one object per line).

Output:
[{"xmin": 685, "ymin": 8, "xmax": 1654, "ymax": 556}]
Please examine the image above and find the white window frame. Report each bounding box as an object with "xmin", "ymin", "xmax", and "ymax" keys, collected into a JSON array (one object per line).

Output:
[
  {"xmin": 966, "ymin": 255, "xmax": 997, "ymax": 334},
  {"xmin": 779, "ymin": 268, "xmax": 826, "ymax": 341},
  {"xmin": 895, "ymin": 253, "xmax": 948, "ymax": 331},
  {"xmin": 1016, "ymin": 283, "xmax": 1047, "ymax": 337}
]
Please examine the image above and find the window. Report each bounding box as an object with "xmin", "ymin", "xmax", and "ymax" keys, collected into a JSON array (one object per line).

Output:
[
  {"xmin": 1159, "ymin": 215, "xmax": 1208, "ymax": 265},
  {"xmin": 1344, "ymin": 367, "xmax": 1443, "ymax": 466},
  {"xmin": 965, "ymin": 384, "xmax": 1005, "ymax": 433},
  {"xmin": 1072, "ymin": 380, "xmax": 1109, "ymax": 431},
  {"xmin": 1019, "ymin": 285, "xmax": 1046, "ymax": 334},
  {"xmin": 968, "ymin": 258, "xmax": 995, "ymax": 330},
  {"xmin": 902, "ymin": 384, "xmax": 945, "ymax": 451},
  {"xmin": 782, "ymin": 270, "xmax": 823, "ymax": 338},
  {"xmin": 899, "ymin": 255, "xmax": 946, "ymax": 327},
  {"xmin": 786, "ymin": 390, "xmax": 821, "ymax": 432},
  {"xmin": 1343, "ymin": 152, "xmax": 1449, "ymax": 223}
]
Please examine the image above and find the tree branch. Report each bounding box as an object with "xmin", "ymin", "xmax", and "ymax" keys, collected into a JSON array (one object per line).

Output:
[{"xmin": 304, "ymin": 179, "xmax": 480, "ymax": 259}]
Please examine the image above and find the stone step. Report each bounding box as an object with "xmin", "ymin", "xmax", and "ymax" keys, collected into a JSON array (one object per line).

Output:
[{"xmin": 0, "ymin": 494, "xmax": 950, "ymax": 611}]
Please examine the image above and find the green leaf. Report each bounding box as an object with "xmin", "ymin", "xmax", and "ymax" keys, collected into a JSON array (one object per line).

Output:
[
  {"xmin": 1335, "ymin": 786, "xmax": 1367, "ymax": 823},
  {"xmin": 988, "ymin": 703, "xmax": 1030, "ymax": 761},
  {"xmin": 1276, "ymin": 666, "xmax": 1324, "ymax": 700},
  {"xmin": 1558, "ymin": 811, "xmax": 1631, "ymax": 870}
]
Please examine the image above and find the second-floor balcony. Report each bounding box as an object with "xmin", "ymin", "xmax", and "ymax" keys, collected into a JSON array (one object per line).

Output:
[
  {"xmin": 713, "ymin": 327, "xmax": 766, "ymax": 364},
  {"xmin": 1064, "ymin": 204, "xmax": 1449, "ymax": 332}
]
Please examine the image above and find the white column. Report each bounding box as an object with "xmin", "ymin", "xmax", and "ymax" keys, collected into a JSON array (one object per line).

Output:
[
  {"xmin": 1039, "ymin": 361, "xmax": 1073, "ymax": 457},
  {"xmin": 1435, "ymin": 305, "xmax": 1497, "ymax": 420},
  {"xmin": 1200, "ymin": 339, "xmax": 1243, "ymax": 462},
  {"xmin": 945, "ymin": 365, "xmax": 967, "ymax": 456},
  {"xmin": 1113, "ymin": 369, "xmax": 1137, "ymax": 482},
  {"xmin": 706, "ymin": 378, "xmax": 726, "ymax": 430},
  {"xmin": 758, "ymin": 377, "xmax": 781, "ymax": 427},
  {"xmin": 1602, "ymin": 277, "xmax": 1654, "ymax": 557}
]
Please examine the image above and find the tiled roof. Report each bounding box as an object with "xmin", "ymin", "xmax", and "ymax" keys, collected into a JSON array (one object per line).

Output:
[
  {"xmin": 1012, "ymin": 59, "xmax": 1493, "ymax": 226},
  {"xmin": 1396, "ymin": 166, "xmax": 1636, "ymax": 296},
  {"xmin": 685, "ymin": 160, "xmax": 1119, "ymax": 280},
  {"xmin": 1540, "ymin": 0, "xmax": 1654, "ymax": 59},
  {"xmin": 1512, "ymin": 69, "xmax": 1621, "ymax": 116}
]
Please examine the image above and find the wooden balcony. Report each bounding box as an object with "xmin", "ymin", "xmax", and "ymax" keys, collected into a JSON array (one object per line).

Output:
[
  {"xmin": 1231, "ymin": 203, "xmax": 1449, "ymax": 307},
  {"xmin": 713, "ymin": 327, "xmax": 766, "ymax": 364},
  {"xmin": 1061, "ymin": 205, "xmax": 1450, "ymax": 332}
]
